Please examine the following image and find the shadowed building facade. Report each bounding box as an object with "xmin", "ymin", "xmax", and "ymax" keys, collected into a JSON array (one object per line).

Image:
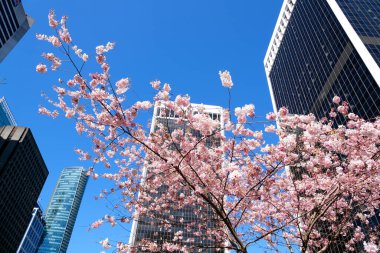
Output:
[
  {"xmin": 37, "ymin": 167, "xmax": 88, "ymax": 253},
  {"xmin": 17, "ymin": 206, "xmax": 45, "ymax": 253},
  {"xmin": 0, "ymin": 0, "xmax": 33, "ymax": 62},
  {"xmin": 0, "ymin": 126, "xmax": 49, "ymax": 252}
]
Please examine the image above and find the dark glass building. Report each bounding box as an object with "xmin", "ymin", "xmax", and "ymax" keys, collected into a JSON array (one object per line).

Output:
[
  {"xmin": 264, "ymin": 0, "xmax": 380, "ymax": 120},
  {"xmin": 0, "ymin": 0, "xmax": 33, "ymax": 62},
  {"xmin": 264, "ymin": 0, "xmax": 380, "ymax": 251},
  {"xmin": 0, "ymin": 126, "xmax": 49, "ymax": 252},
  {"xmin": 129, "ymin": 104, "xmax": 225, "ymax": 252},
  {"xmin": 0, "ymin": 97, "xmax": 17, "ymax": 126},
  {"xmin": 17, "ymin": 206, "xmax": 45, "ymax": 253},
  {"xmin": 37, "ymin": 167, "xmax": 88, "ymax": 253}
]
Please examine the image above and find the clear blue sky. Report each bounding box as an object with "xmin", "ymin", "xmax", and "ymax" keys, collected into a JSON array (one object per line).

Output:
[{"xmin": 0, "ymin": 0, "xmax": 283, "ymax": 252}]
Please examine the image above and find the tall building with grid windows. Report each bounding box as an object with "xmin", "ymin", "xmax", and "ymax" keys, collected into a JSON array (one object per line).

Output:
[
  {"xmin": 0, "ymin": 0, "xmax": 33, "ymax": 62},
  {"xmin": 0, "ymin": 126, "xmax": 49, "ymax": 253},
  {"xmin": 0, "ymin": 97, "xmax": 17, "ymax": 126},
  {"xmin": 264, "ymin": 0, "xmax": 380, "ymax": 252},
  {"xmin": 264, "ymin": 0, "xmax": 380, "ymax": 120},
  {"xmin": 129, "ymin": 103, "xmax": 225, "ymax": 252},
  {"xmin": 17, "ymin": 206, "xmax": 45, "ymax": 253},
  {"xmin": 37, "ymin": 167, "xmax": 88, "ymax": 253}
]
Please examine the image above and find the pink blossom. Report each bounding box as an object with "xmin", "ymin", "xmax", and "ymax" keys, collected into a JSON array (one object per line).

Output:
[
  {"xmin": 96, "ymin": 46, "xmax": 105, "ymax": 55},
  {"xmin": 106, "ymin": 42, "xmax": 115, "ymax": 51},
  {"xmin": 96, "ymin": 42, "xmax": 115, "ymax": 55},
  {"xmin": 75, "ymin": 122, "xmax": 84, "ymax": 134},
  {"xmin": 150, "ymin": 80, "xmax": 161, "ymax": 89},
  {"xmin": 134, "ymin": 101, "xmax": 152, "ymax": 110},
  {"xmin": 163, "ymin": 83, "xmax": 171, "ymax": 92},
  {"xmin": 99, "ymin": 238, "xmax": 111, "ymax": 249},
  {"xmin": 336, "ymin": 167, "xmax": 343, "ymax": 174},
  {"xmin": 116, "ymin": 242, "xmax": 129, "ymax": 252},
  {"xmin": 243, "ymin": 104, "xmax": 255, "ymax": 117},
  {"xmin": 348, "ymin": 113, "xmax": 358, "ymax": 120},
  {"xmin": 42, "ymin": 53, "xmax": 61, "ymax": 70},
  {"xmin": 59, "ymin": 30, "xmax": 72, "ymax": 44},
  {"xmin": 175, "ymin": 95, "xmax": 190, "ymax": 107},
  {"xmin": 278, "ymin": 107, "xmax": 288, "ymax": 117},
  {"xmin": 106, "ymin": 150, "xmax": 115, "ymax": 158},
  {"xmin": 48, "ymin": 10, "xmax": 58, "ymax": 28},
  {"xmin": 51, "ymin": 36, "xmax": 61, "ymax": 47},
  {"xmin": 60, "ymin": 15, "xmax": 68, "ymax": 27},
  {"xmin": 101, "ymin": 63, "xmax": 110, "ymax": 73},
  {"xmin": 67, "ymin": 79, "xmax": 75, "ymax": 87},
  {"xmin": 36, "ymin": 33, "xmax": 47, "ymax": 40},
  {"xmin": 65, "ymin": 109, "xmax": 75, "ymax": 118},
  {"xmin": 38, "ymin": 107, "xmax": 59, "ymax": 118},
  {"xmin": 115, "ymin": 78, "xmax": 129, "ymax": 94},
  {"xmin": 219, "ymin": 70, "xmax": 233, "ymax": 88},
  {"xmin": 265, "ymin": 125, "xmax": 276, "ymax": 133},
  {"xmin": 36, "ymin": 34, "xmax": 62, "ymax": 47},
  {"xmin": 266, "ymin": 112, "xmax": 276, "ymax": 120},
  {"xmin": 36, "ymin": 64, "xmax": 47, "ymax": 73},
  {"xmin": 96, "ymin": 55, "xmax": 106, "ymax": 64},
  {"xmin": 91, "ymin": 219, "xmax": 103, "ymax": 229},
  {"xmin": 105, "ymin": 215, "xmax": 117, "ymax": 227},
  {"xmin": 74, "ymin": 148, "xmax": 91, "ymax": 160},
  {"xmin": 364, "ymin": 242, "xmax": 378, "ymax": 253},
  {"xmin": 337, "ymin": 105, "xmax": 349, "ymax": 115},
  {"xmin": 332, "ymin": 95, "xmax": 341, "ymax": 104},
  {"xmin": 329, "ymin": 110, "xmax": 337, "ymax": 118},
  {"xmin": 82, "ymin": 53, "xmax": 89, "ymax": 62}
]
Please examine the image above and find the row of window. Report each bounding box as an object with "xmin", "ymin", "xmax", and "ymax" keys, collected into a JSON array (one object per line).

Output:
[{"xmin": 0, "ymin": 0, "xmax": 20, "ymax": 47}]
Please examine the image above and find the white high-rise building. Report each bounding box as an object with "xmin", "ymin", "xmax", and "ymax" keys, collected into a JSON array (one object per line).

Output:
[{"xmin": 129, "ymin": 103, "xmax": 226, "ymax": 252}]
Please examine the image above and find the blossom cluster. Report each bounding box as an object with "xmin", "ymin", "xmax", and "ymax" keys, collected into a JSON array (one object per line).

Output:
[{"xmin": 36, "ymin": 10, "xmax": 380, "ymax": 253}]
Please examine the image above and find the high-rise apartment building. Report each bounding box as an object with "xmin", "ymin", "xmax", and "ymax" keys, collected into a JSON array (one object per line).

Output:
[
  {"xmin": 17, "ymin": 206, "xmax": 45, "ymax": 253},
  {"xmin": 129, "ymin": 103, "xmax": 224, "ymax": 252},
  {"xmin": 264, "ymin": 0, "xmax": 380, "ymax": 120},
  {"xmin": 0, "ymin": 126, "xmax": 49, "ymax": 253},
  {"xmin": 0, "ymin": 0, "xmax": 33, "ymax": 62},
  {"xmin": 0, "ymin": 97, "xmax": 17, "ymax": 126},
  {"xmin": 37, "ymin": 167, "xmax": 88, "ymax": 253}
]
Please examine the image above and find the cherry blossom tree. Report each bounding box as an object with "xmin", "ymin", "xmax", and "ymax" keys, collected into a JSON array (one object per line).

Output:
[
  {"xmin": 36, "ymin": 11, "xmax": 380, "ymax": 253},
  {"xmin": 269, "ymin": 105, "xmax": 380, "ymax": 253}
]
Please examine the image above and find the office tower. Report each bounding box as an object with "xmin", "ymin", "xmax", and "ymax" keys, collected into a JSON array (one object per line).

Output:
[
  {"xmin": 264, "ymin": 0, "xmax": 380, "ymax": 120},
  {"xmin": 0, "ymin": 126, "xmax": 49, "ymax": 253},
  {"xmin": 0, "ymin": 0, "xmax": 33, "ymax": 62},
  {"xmin": 264, "ymin": 0, "xmax": 380, "ymax": 251},
  {"xmin": 0, "ymin": 96, "xmax": 17, "ymax": 126},
  {"xmin": 17, "ymin": 206, "xmax": 45, "ymax": 253},
  {"xmin": 129, "ymin": 103, "xmax": 224, "ymax": 252},
  {"xmin": 38, "ymin": 167, "xmax": 88, "ymax": 253}
]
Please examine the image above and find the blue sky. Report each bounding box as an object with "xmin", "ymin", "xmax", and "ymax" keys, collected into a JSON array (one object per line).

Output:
[{"xmin": 0, "ymin": 0, "xmax": 283, "ymax": 252}]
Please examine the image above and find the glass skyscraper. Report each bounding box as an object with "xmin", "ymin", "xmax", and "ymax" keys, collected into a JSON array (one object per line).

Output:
[
  {"xmin": 129, "ymin": 103, "xmax": 225, "ymax": 252},
  {"xmin": 0, "ymin": 126, "xmax": 49, "ymax": 252},
  {"xmin": 0, "ymin": 97, "xmax": 16, "ymax": 126},
  {"xmin": 264, "ymin": 0, "xmax": 379, "ymax": 252},
  {"xmin": 264, "ymin": 0, "xmax": 379, "ymax": 120},
  {"xmin": 37, "ymin": 167, "xmax": 88, "ymax": 253},
  {"xmin": 17, "ymin": 206, "xmax": 45, "ymax": 253},
  {"xmin": 0, "ymin": 0, "xmax": 33, "ymax": 62}
]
